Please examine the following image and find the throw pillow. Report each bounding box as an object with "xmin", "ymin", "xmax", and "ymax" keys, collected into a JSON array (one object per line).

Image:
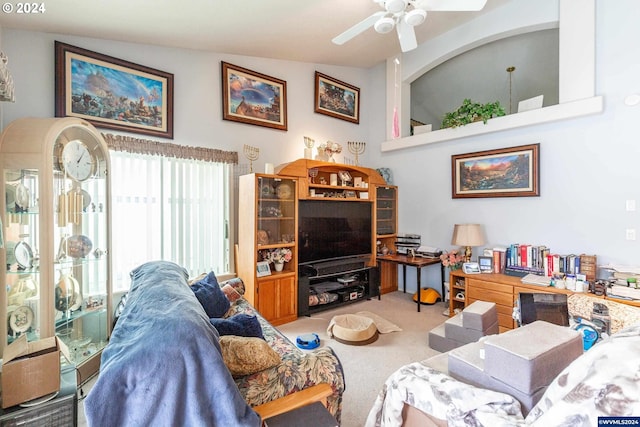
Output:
[
  {"xmin": 190, "ymin": 271, "xmax": 230, "ymax": 318},
  {"xmin": 209, "ymin": 314, "xmax": 264, "ymax": 339},
  {"xmin": 219, "ymin": 335, "xmax": 281, "ymax": 377},
  {"xmin": 221, "ymin": 284, "xmax": 243, "ymax": 303}
]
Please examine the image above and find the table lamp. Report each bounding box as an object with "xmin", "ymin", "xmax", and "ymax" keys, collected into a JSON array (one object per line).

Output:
[{"xmin": 451, "ymin": 223, "xmax": 485, "ymax": 262}]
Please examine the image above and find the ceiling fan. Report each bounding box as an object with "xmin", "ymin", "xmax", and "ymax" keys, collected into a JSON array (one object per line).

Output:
[{"xmin": 332, "ymin": 0, "xmax": 488, "ymax": 53}]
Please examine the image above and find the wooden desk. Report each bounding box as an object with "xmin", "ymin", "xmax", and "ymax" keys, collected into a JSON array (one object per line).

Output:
[{"xmin": 377, "ymin": 254, "xmax": 444, "ymax": 312}]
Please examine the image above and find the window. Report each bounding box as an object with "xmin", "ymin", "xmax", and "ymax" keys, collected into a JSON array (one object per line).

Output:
[{"xmin": 110, "ymin": 151, "xmax": 231, "ymax": 291}]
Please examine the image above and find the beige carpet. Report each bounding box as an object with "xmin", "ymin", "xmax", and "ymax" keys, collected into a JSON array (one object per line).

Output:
[{"xmin": 277, "ymin": 291, "xmax": 446, "ymax": 427}]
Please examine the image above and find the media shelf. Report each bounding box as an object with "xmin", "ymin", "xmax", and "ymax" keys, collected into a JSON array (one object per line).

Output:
[{"xmin": 298, "ymin": 262, "xmax": 379, "ymax": 317}]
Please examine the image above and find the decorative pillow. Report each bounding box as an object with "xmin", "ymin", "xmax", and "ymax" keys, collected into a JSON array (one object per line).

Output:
[
  {"xmin": 190, "ymin": 271, "xmax": 230, "ymax": 318},
  {"xmin": 209, "ymin": 314, "xmax": 264, "ymax": 339},
  {"xmin": 221, "ymin": 284, "xmax": 243, "ymax": 303},
  {"xmin": 219, "ymin": 335, "xmax": 281, "ymax": 377}
]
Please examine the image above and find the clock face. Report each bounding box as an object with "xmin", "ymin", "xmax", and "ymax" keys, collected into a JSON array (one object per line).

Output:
[{"xmin": 61, "ymin": 140, "xmax": 95, "ymax": 182}]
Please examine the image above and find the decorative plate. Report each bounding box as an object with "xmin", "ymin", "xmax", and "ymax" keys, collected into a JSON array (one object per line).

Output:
[
  {"xmin": 66, "ymin": 235, "xmax": 93, "ymax": 258},
  {"xmin": 376, "ymin": 168, "xmax": 393, "ymax": 184},
  {"xmin": 9, "ymin": 305, "xmax": 34, "ymax": 334},
  {"xmin": 20, "ymin": 391, "xmax": 58, "ymax": 408},
  {"xmin": 5, "ymin": 183, "xmax": 16, "ymax": 207},
  {"xmin": 276, "ymin": 182, "xmax": 293, "ymax": 199},
  {"xmin": 15, "ymin": 183, "xmax": 31, "ymax": 209},
  {"xmin": 14, "ymin": 241, "xmax": 34, "ymax": 269}
]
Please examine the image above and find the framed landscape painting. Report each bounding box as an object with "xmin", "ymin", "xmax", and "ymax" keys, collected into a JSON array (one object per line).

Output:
[
  {"xmin": 314, "ymin": 71, "xmax": 360, "ymax": 124},
  {"xmin": 451, "ymin": 143, "xmax": 540, "ymax": 198},
  {"xmin": 55, "ymin": 41, "xmax": 174, "ymax": 139},
  {"xmin": 221, "ymin": 62, "xmax": 287, "ymax": 131}
]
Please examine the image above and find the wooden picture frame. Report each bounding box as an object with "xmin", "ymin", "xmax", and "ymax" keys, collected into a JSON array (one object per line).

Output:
[
  {"xmin": 451, "ymin": 143, "xmax": 540, "ymax": 198},
  {"xmin": 314, "ymin": 71, "xmax": 360, "ymax": 124},
  {"xmin": 55, "ymin": 41, "xmax": 174, "ymax": 139},
  {"xmin": 221, "ymin": 62, "xmax": 287, "ymax": 131}
]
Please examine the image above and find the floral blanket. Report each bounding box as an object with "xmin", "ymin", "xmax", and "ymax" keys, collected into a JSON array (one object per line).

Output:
[
  {"xmin": 367, "ymin": 323, "xmax": 640, "ymax": 427},
  {"xmin": 225, "ymin": 281, "xmax": 345, "ymax": 422}
]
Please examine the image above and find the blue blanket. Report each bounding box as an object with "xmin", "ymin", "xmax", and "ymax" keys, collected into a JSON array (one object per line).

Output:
[{"xmin": 84, "ymin": 261, "xmax": 260, "ymax": 427}]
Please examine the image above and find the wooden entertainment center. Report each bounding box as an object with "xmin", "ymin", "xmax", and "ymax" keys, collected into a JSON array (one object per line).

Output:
[
  {"xmin": 449, "ymin": 270, "xmax": 640, "ymax": 333},
  {"xmin": 237, "ymin": 159, "xmax": 397, "ymax": 325}
]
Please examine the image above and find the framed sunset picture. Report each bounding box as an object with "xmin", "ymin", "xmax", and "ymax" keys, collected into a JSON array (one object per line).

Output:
[{"xmin": 451, "ymin": 143, "xmax": 540, "ymax": 198}]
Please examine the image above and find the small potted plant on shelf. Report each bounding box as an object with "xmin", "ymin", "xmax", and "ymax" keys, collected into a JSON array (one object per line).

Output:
[
  {"xmin": 441, "ymin": 98, "xmax": 506, "ymax": 129},
  {"xmin": 264, "ymin": 247, "xmax": 292, "ymax": 272}
]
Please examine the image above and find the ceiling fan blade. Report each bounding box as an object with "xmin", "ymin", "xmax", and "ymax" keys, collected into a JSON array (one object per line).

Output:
[
  {"xmin": 415, "ymin": 0, "xmax": 487, "ymax": 11},
  {"xmin": 396, "ymin": 19, "xmax": 418, "ymax": 52},
  {"xmin": 332, "ymin": 11, "xmax": 387, "ymax": 45}
]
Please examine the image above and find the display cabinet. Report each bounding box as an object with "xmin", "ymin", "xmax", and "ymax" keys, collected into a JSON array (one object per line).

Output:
[
  {"xmin": 238, "ymin": 174, "xmax": 298, "ymax": 326},
  {"xmin": 1, "ymin": 117, "xmax": 111, "ymax": 386},
  {"xmin": 373, "ymin": 185, "xmax": 398, "ymax": 294}
]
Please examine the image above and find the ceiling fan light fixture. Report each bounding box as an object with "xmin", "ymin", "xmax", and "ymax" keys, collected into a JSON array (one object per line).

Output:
[
  {"xmin": 374, "ymin": 16, "xmax": 396, "ymax": 34},
  {"xmin": 404, "ymin": 9, "xmax": 427, "ymax": 26},
  {"xmin": 384, "ymin": 0, "xmax": 407, "ymax": 14}
]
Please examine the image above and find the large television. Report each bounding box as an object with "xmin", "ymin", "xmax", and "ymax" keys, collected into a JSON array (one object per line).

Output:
[{"xmin": 298, "ymin": 200, "xmax": 372, "ymax": 265}]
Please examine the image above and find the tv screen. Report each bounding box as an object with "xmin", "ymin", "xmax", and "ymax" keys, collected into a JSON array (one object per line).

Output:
[{"xmin": 298, "ymin": 200, "xmax": 372, "ymax": 264}]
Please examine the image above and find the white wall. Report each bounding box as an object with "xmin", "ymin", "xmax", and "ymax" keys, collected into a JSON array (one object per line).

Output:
[
  {"xmin": 0, "ymin": 30, "xmax": 374, "ymax": 169},
  {"xmin": 2, "ymin": 0, "xmax": 639, "ymax": 296},
  {"xmin": 367, "ymin": 0, "xmax": 640, "ymax": 292}
]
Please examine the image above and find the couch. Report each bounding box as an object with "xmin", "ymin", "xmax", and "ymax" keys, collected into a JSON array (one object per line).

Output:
[
  {"xmin": 84, "ymin": 261, "xmax": 345, "ymax": 426},
  {"xmin": 367, "ymin": 294, "xmax": 640, "ymax": 427}
]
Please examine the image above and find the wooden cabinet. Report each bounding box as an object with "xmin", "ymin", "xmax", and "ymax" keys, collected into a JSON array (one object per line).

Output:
[
  {"xmin": 238, "ymin": 174, "xmax": 298, "ymax": 326},
  {"xmin": 1, "ymin": 117, "xmax": 112, "ymax": 386},
  {"xmin": 374, "ymin": 185, "xmax": 398, "ymax": 294},
  {"xmin": 256, "ymin": 275, "xmax": 297, "ymax": 324},
  {"xmin": 448, "ymin": 271, "xmax": 636, "ymax": 333}
]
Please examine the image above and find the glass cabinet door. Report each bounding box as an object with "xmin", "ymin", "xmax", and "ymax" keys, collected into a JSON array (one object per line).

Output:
[
  {"xmin": 376, "ymin": 186, "xmax": 397, "ymax": 236},
  {"xmin": 4, "ymin": 168, "xmax": 42, "ymax": 346},
  {"xmin": 1, "ymin": 117, "xmax": 111, "ymax": 386},
  {"xmin": 256, "ymin": 176, "xmax": 296, "ymax": 274},
  {"xmin": 52, "ymin": 126, "xmax": 110, "ymax": 367}
]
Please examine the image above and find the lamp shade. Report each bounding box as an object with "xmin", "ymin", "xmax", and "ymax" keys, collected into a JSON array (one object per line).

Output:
[{"xmin": 451, "ymin": 224, "xmax": 485, "ymax": 247}]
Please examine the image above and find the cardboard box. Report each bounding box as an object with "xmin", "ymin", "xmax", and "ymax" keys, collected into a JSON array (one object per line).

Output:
[{"xmin": 2, "ymin": 335, "xmax": 70, "ymax": 408}]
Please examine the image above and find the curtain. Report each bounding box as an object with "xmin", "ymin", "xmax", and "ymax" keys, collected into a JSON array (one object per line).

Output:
[{"xmin": 107, "ymin": 135, "xmax": 235, "ymax": 291}]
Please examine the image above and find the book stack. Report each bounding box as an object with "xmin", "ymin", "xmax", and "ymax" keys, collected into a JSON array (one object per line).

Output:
[{"xmin": 489, "ymin": 244, "xmax": 597, "ymax": 278}]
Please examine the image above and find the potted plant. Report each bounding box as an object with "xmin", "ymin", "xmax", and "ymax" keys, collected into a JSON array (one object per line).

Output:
[
  {"xmin": 264, "ymin": 247, "xmax": 292, "ymax": 271},
  {"xmin": 441, "ymin": 99, "xmax": 506, "ymax": 129}
]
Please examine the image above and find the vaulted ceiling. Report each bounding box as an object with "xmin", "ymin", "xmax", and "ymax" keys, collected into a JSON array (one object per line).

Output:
[{"xmin": 0, "ymin": 0, "xmax": 510, "ymax": 68}]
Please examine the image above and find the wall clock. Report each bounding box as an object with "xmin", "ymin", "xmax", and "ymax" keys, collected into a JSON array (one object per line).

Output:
[{"xmin": 60, "ymin": 139, "xmax": 95, "ymax": 181}]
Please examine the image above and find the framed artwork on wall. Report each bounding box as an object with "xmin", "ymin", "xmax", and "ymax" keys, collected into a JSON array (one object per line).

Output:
[
  {"xmin": 221, "ymin": 61, "xmax": 287, "ymax": 131},
  {"xmin": 314, "ymin": 71, "xmax": 360, "ymax": 124},
  {"xmin": 451, "ymin": 143, "xmax": 540, "ymax": 198},
  {"xmin": 54, "ymin": 41, "xmax": 174, "ymax": 139}
]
